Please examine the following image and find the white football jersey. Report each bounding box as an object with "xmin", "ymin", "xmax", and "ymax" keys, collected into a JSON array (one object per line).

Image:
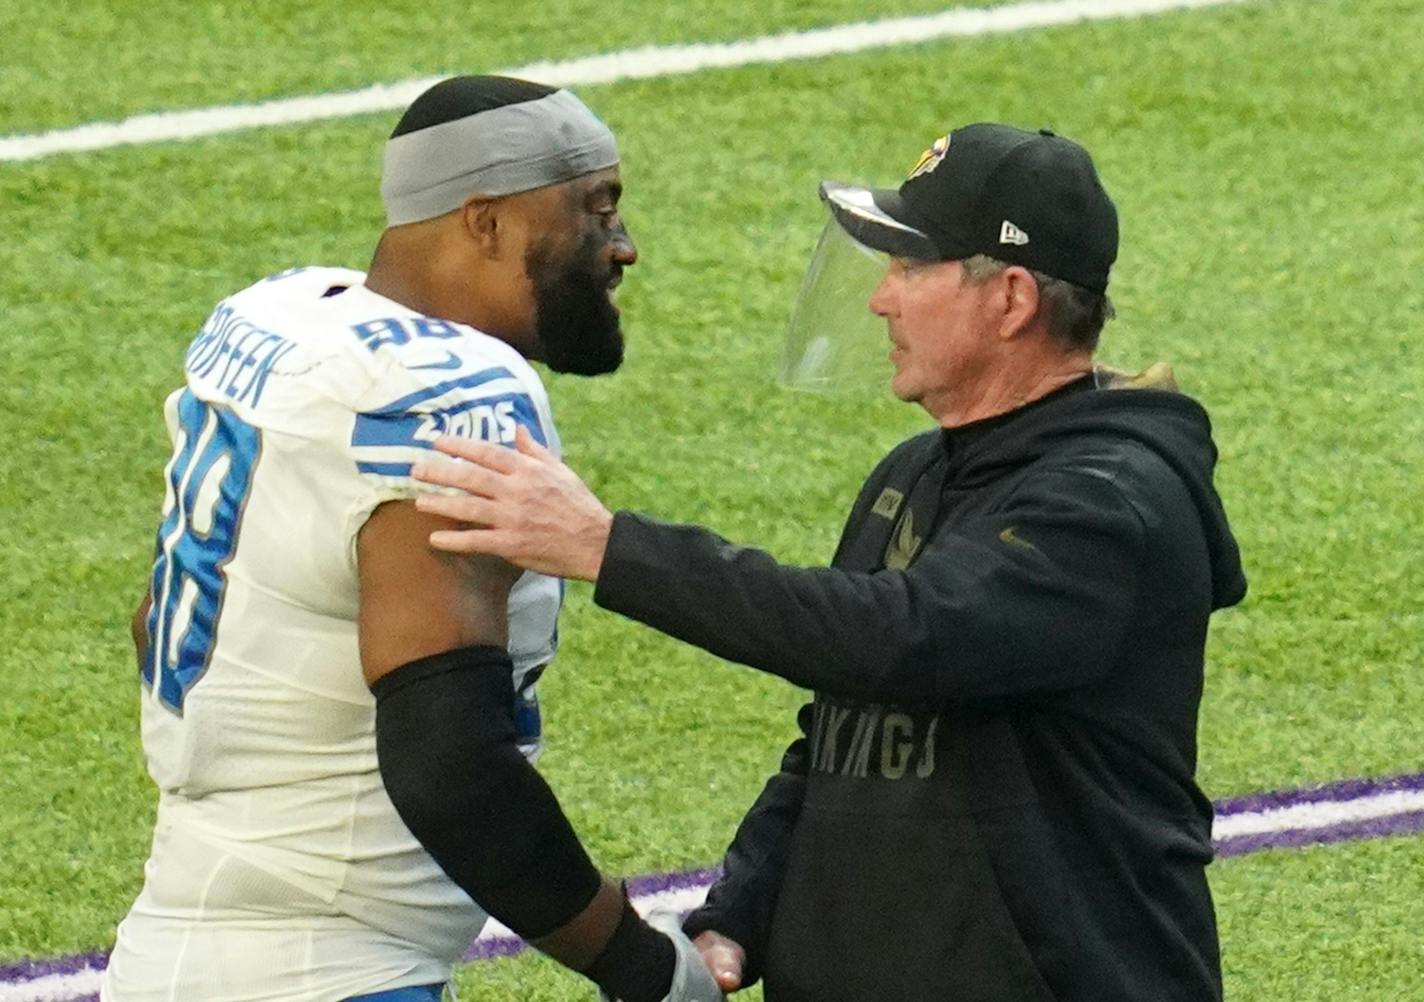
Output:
[{"xmin": 104, "ymin": 267, "xmax": 563, "ymax": 1002}]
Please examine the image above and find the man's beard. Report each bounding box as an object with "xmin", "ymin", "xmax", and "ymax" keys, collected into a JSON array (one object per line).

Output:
[{"xmin": 526, "ymin": 234, "xmax": 625, "ymax": 375}]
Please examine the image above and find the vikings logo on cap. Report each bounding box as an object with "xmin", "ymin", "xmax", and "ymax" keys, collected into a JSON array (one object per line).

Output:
[{"xmin": 907, "ymin": 134, "xmax": 951, "ymax": 180}]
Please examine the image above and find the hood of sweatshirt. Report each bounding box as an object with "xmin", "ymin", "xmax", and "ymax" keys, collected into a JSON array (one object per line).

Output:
[{"xmin": 942, "ymin": 364, "xmax": 1247, "ymax": 610}]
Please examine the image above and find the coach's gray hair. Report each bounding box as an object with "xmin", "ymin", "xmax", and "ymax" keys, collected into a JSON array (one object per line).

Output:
[{"xmin": 961, "ymin": 254, "xmax": 1115, "ymax": 352}]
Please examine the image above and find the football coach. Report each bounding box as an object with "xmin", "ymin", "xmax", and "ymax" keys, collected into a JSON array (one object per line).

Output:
[{"xmin": 410, "ymin": 123, "xmax": 1248, "ymax": 1001}]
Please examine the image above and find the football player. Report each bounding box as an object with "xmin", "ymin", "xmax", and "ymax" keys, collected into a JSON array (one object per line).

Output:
[{"xmin": 103, "ymin": 76, "xmax": 722, "ymax": 1002}]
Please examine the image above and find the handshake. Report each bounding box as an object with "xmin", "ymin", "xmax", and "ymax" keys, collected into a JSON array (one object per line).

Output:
[{"xmin": 598, "ymin": 912, "xmax": 745, "ymax": 1002}]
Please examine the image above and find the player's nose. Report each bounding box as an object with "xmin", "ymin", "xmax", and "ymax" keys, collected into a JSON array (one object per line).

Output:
[{"xmin": 610, "ymin": 222, "xmax": 638, "ymax": 267}]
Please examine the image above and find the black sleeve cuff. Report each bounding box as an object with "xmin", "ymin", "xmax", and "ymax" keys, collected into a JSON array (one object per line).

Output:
[
  {"xmin": 593, "ymin": 510, "xmax": 672, "ymax": 618},
  {"xmin": 585, "ymin": 897, "xmax": 675, "ymax": 1002}
]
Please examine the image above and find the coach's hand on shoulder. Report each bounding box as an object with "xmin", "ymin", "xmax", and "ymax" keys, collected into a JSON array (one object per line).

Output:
[
  {"xmin": 413, "ymin": 426, "xmax": 613, "ymax": 582},
  {"xmin": 692, "ymin": 929, "xmax": 745, "ymax": 994}
]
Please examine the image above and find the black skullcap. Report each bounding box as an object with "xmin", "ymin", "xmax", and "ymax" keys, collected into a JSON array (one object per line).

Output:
[{"xmin": 390, "ymin": 75, "xmax": 559, "ymax": 139}]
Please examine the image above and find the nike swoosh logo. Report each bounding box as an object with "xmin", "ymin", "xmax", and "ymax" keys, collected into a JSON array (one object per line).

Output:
[
  {"xmin": 885, "ymin": 509, "xmax": 922, "ymax": 570},
  {"xmin": 408, "ymin": 351, "xmax": 462, "ymax": 371}
]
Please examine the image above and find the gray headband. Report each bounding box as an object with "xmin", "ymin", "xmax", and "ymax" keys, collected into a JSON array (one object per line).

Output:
[{"xmin": 380, "ymin": 89, "xmax": 620, "ymax": 226}]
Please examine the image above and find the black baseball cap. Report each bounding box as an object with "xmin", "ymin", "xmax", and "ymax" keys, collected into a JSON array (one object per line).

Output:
[{"xmin": 821, "ymin": 123, "xmax": 1118, "ymax": 293}]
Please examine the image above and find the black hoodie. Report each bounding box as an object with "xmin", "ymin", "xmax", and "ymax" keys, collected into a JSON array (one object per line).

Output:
[{"xmin": 596, "ymin": 370, "xmax": 1246, "ymax": 1002}]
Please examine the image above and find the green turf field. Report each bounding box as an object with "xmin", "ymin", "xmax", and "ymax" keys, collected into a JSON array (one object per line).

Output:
[{"xmin": 2, "ymin": 0, "xmax": 1422, "ymax": 998}]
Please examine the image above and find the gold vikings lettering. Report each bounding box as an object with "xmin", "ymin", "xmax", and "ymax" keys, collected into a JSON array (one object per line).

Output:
[{"xmin": 810, "ymin": 701, "xmax": 937, "ymax": 779}]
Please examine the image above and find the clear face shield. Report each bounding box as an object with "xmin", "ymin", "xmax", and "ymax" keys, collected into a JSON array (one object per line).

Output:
[{"xmin": 778, "ymin": 217, "xmax": 891, "ymax": 393}]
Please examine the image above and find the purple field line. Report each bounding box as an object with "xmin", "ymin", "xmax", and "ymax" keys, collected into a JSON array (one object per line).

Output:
[
  {"xmin": 0, "ymin": 953, "xmax": 107, "ymax": 987},
  {"xmin": 623, "ymin": 865, "xmax": 724, "ymax": 899},
  {"xmin": 4, "ymin": 770, "xmax": 1422, "ymax": 990},
  {"xmin": 1214, "ymin": 769, "xmax": 1424, "ymax": 816}
]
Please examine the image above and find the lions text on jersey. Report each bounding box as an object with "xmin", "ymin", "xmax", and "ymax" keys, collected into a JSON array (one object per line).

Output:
[{"xmin": 104, "ymin": 268, "xmax": 562, "ymax": 1002}]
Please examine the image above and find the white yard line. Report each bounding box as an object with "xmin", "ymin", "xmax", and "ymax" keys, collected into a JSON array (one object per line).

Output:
[
  {"xmin": 0, "ymin": 0, "xmax": 1249, "ymax": 163},
  {"xmin": 1212, "ymin": 788, "xmax": 1424, "ymax": 840}
]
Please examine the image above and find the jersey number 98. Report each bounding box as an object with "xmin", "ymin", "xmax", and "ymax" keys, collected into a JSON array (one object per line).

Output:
[{"xmin": 144, "ymin": 391, "xmax": 260, "ymax": 713}]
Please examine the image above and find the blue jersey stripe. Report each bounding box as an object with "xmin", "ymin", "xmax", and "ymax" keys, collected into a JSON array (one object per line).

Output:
[
  {"xmin": 352, "ymin": 392, "xmax": 546, "ymax": 451},
  {"xmin": 356, "ymin": 461, "xmax": 415, "ymax": 477},
  {"xmin": 366, "ymin": 366, "xmax": 514, "ymax": 415}
]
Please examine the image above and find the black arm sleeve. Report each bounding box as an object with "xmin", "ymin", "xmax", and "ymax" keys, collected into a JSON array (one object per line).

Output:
[
  {"xmin": 594, "ymin": 468, "xmax": 1148, "ymax": 704},
  {"xmin": 371, "ymin": 646, "xmax": 603, "ymax": 941},
  {"xmin": 682, "ymin": 703, "xmax": 813, "ymax": 988}
]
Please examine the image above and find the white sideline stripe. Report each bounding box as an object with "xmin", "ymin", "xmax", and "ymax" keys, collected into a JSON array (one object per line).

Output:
[
  {"xmin": 6, "ymin": 790, "xmax": 1424, "ymax": 1002},
  {"xmin": 1212, "ymin": 788, "xmax": 1424, "ymax": 840},
  {"xmin": 0, "ymin": 967, "xmax": 102, "ymax": 1002},
  {"xmin": 0, "ymin": 0, "xmax": 1249, "ymax": 163},
  {"xmin": 629, "ymin": 884, "xmax": 715, "ymax": 916},
  {"xmin": 471, "ymin": 882, "xmax": 715, "ymax": 950}
]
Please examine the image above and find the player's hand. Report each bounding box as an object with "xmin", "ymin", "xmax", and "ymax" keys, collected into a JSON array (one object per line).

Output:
[
  {"xmin": 693, "ymin": 930, "xmax": 745, "ymax": 993},
  {"xmin": 411, "ymin": 426, "xmax": 613, "ymax": 581}
]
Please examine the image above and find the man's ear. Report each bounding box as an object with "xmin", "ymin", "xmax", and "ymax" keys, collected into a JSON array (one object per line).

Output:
[
  {"xmin": 462, "ymin": 197, "xmax": 502, "ymax": 258},
  {"xmin": 999, "ymin": 266, "xmax": 1042, "ymax": 340}
]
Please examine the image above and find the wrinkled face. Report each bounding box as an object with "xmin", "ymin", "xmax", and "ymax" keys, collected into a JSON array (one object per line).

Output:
[
  {"xmin": 868, "ymin": 257, "xmax": 1000, "ymax": 413},
  {"xmin": 525, "ymin": 168, "xmax": 637, "ymax": 375}
]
